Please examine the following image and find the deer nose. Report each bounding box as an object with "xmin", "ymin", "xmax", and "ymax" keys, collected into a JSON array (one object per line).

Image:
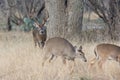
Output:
[
  {"xmin": 84, "ymin": 59, "xmax": 87, "ymax": 62},
  {"xmin": 82, "ymin": 57, "xmax": 87, "ymax": 62},
  {"xmin": 41, "ymin": 31, "xmax": 44, "ymax": 34}
]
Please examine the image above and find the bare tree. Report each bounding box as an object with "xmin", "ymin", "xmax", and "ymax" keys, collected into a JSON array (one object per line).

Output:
[
  {"xmin": 86, "ymin": 0, "xmax": 120, "ymax": 40},
  {"xmin": 1, "ymin": 0, "xmax": 47, "ymax": 31},
  {"xmin": 0, "ymin": 0, "xmax": 11, "ymax": 30},
  {"xmin": 45, "ymin": 0, "xmax": 84, "ymax": 41}
]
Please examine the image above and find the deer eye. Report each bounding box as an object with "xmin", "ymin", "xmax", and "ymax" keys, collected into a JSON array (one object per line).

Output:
[
  {"xmin": 80, "ymin": 53, "xmax": 82, "ymax": 55},
  {"xmin": 78, "ymin": 50, "xmax": 81, "ymax": 52}
]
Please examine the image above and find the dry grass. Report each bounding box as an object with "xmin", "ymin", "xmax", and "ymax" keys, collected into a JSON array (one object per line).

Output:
[{"xmin": 0, "ymin": 31, "xmax": 120, "ymax": 80}]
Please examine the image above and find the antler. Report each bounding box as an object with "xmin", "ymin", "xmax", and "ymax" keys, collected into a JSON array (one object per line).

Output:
[
  {"xmin": 40, "ymin": 9, "xmax": 49, "ymax": 27},
  {"xmin": 33, "ymin": 9, "xmax": 49, "ymax": 28}
]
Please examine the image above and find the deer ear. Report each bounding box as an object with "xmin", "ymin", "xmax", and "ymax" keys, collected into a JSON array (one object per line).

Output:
[
  {"xmin": 79, "ymin": 46, "xmax": 82, "ymax": 50},
  {"xmin": 33, "ymin": 22, "xmax": 40, "ymax": 28},
  {"xmin": 74, "ymin": 46, "xmax": 77, "ymax": 49},
  {"xmin": 74, "ymin": 46, "xmax": 78, "ymax": 53},
  {"xmin": 117, "ymin": 55, "xmax": 120, "ymax": 62},
  {"xmin": 33, "ymin": 23, "xmax": 37, "ymax": 27}
]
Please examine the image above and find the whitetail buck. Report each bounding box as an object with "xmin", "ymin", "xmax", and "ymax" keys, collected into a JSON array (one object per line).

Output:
[
  {"xmin": 89, "ymin": 43, "xmax": 120, "ymax": 70},
  {"xmin": 32, "ymin": 7, "xmax": 49, "ymax": 48},
  {"xmin": 32, "ymin": 18, "xmax": 47, "ymax": 48},
  {"xmin": 42, "ymin": 37, "xmax": 87, "ymax": 72}
]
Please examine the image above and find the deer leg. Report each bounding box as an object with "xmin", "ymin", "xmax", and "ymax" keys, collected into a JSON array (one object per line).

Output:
[
  {"xmin": 88, "ymin": 57, "xmax": 97, "ymax": 70},
  {"xmin": 98, "ymin": 59, "xmax": 106, "ymax": 70},
  {"xmin": 49, "ymin": 54, "xmax": 54, "ymax": 63},
  {"xmin": 42, "ymin": 55, "xmax": 48, "ymax": 66},
  {"xmin": 62, "ymin": 57, "xmax": 66, "ymax": 64},
  {"xmin": 34, "ymin": 40, "xmax": 37, "ymax": 47},
  {"xmin": 38, "ymin": 41, "xmax": 41, "ymax": 48},
  {"xmin": 41, "ymin": 41, "xmax": 44, "ymax": 47},
  {"xmin": 70, "ymin": 60, "xmax": 76, "ymax": 74}
]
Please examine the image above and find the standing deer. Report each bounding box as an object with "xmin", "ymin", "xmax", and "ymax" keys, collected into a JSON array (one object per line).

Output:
[
  {"xmin": 42, "ymin": 37, "xmax": 87, "ymax": 73},
  {"xmin": 32, "ymin": 7, "xmax": 49, "ymax": 48},
  {"xmin": 32, "ymin": 19, "xmax": 47, "ymax": 48},
  {"xmin": 89, "ymin": 43, "xmax": 120, "ymax": 70}
]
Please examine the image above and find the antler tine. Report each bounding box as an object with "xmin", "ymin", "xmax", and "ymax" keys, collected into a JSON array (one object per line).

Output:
[
  {"xmin": 41, "ymin": 9, "xmax": 49, "ymax": 27},
  {"xmin": 33, "ymin": 9, "xmax": 49, "ymax": 28},
  {"xmin": 33, "ymin": 18, "xmax": 41, "ymax": 28}
]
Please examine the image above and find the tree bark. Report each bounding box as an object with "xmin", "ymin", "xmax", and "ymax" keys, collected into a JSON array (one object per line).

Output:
[
  {"xmin": 7, "ymin": 16, "xmax": 12, "ymax": 31},
  {"xmin": 107, "ymin": 0, "xmax": 120, "ymax": 40},
  {"xmin": 45, "ymin": 0, "xmax": 83, "ymax": 41},
  {"xmin": 66, "ymin": 0, "xmax": 83, "ymax": 40},
  {"xmin": 87, "ymin": 0, "xmax": 120, "ymax": 40}
]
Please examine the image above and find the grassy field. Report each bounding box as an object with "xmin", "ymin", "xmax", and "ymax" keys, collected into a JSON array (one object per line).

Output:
[{"xmin": 0, "ymin": 31, "xmax": 120, "ymax": 80}]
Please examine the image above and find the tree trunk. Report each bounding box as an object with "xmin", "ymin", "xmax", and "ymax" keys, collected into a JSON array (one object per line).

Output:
[
  {"xmin": 108, "ymin": 0, "xmax": 120, "ymax": 40},
  {"xmin": 7, "ymin": 16, "xmax": 12, "ymax": 31},
  {"xmin": 4, "ymin": 0, "xmax": 12, "ymax": 31},
  {"xmin": 66, "ymin": 0, "xmax": 83, "ymax": 40},
  {"xmin": 87, "ymin": 0, "xmax": 120, "ymax": 41},
  {"xmin": 45, "ymin": 0, "xmax": 83, "ymax": 41}
]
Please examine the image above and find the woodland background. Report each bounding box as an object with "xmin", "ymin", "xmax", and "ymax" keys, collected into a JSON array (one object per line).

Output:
[
  {"xmin": 0, "ymin": 0, "xmax": 120, "ymax": 42},
  {"xmin": 0, "ymin": 0, "xmax": 120, "ymax": 80}
]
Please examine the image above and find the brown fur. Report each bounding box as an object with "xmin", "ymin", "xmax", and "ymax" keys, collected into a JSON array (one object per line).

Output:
[
  {"xmin": 42, "ymin": 37, "xmax": 87, "ymax": 66},
  {"xmin": 89, "ymin": 43, "xmax": 120, "ymax": 70},
  {"xmin": 32, "ymin": 27, "xmax": 46, "ymax": 48}
]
